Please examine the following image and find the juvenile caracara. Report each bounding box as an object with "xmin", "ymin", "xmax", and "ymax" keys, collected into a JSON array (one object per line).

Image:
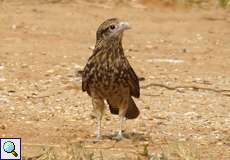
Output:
[{"xmin": 82, "ymin": 18, "xmax": 140, "ymax": 140}]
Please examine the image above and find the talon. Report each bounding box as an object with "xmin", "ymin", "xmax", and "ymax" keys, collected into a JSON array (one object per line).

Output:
[
  {"xmin": 96, "ymin": 135, "xmax": 102, "ymax": 141},
  {"xmin": 113, "ymin": 135, "xmax": 124, "ymax": 141},
  {"xmin": 113, "ymin": 131, "xmax": 124, "ymax": 141}
]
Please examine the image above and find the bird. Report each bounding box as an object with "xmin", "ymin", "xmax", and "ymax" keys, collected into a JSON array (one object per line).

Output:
[{"xmin": 81, "ymin": 18, "xmax": 140, "ymax": 140}]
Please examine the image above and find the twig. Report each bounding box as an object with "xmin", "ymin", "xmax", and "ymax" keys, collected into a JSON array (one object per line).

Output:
[
  {"xmin": 142, "ymin": 94, "xmax": 160, "ymax": 97},
  {"xmin": 203, "ymin": 17, "xmax": 227, "ymax": 21},
  {"xmin": 141, "ymin": 83, "xmax": 230, "ymax": 95},
  {"xmin": 141, "ymin": 83, "xmax": 176, "ymax": 90}
]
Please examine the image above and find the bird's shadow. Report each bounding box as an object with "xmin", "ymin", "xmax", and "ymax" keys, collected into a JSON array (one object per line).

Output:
[
  {"xmin": 104, "ymin": 131, "xmax": 148, "ymax": 141},
  {"xmin": 83, "ymin": 132, "xmax": 148, "ymax": 144}
]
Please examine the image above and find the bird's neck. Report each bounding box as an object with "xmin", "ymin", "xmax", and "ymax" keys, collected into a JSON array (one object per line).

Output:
[
  {"xmin": 95, "ymin": 37, "xmax": 124, "ymax": 54},
  {"xmin": 106, "ymin": 37, "xmax": 123, "ymax": 49}
]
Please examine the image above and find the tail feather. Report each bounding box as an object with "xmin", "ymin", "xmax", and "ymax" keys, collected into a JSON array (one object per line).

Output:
[
  {"xmin": 108, "ymin": 105, "xmax": 119, "ymax": 114},
  {"xmin": 125, "ymin": 97, "xmax": 140, "ymax": 119},
  {"xmin": 108, "ymin": 97, "xmax": 140, "ymax": 119}
]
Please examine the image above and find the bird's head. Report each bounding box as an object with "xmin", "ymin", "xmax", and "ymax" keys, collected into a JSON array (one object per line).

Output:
[{"xmin": 96, "ymin": 18, "xmax": 130, "ymax": 42}]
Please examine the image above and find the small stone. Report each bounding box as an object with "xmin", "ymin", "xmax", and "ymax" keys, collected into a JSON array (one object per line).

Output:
[
  {"xmin": 217, "ymin": 142, "xmax": 223, "ymax": 145},
  {"xmin": 182, "ymin": 48, "xmax": 187, "ymax": 53},
  {"xmin": 0, "ymin": 125, "xmax": 6, "ymax": 130},
  {"xmin": 105, "ymin": 116, "xmax": 110, "ymax": 121},
  {"xmin": 145, "ymin": 45, "xmax": 153, "ymax": 49},
  {"xmin": 21, "ymin": 64, "xmax": 29, "ymax": 68},
  {"xmin": 89, "ymin": 46, "xmax": 94, "ymax": 50},
  {"xmin": 0, "ymin": 65, "xmax": 4, "ymax": 70},
  {"xmin": 46, "ymin": 69, "xmax": 54, "ymax": 73},
  {"xmin": 0, "ymin": 77, "xmax": 6, "ymax": 82},
  {"xmin": 12, "ymin": 24, "xmax": 17, "ymax": 29}
]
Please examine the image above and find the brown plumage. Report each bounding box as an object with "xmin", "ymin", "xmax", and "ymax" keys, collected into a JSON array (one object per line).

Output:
[{"xmin": 81, "ymin": 18, "xmax": 140, "ymax": 140}]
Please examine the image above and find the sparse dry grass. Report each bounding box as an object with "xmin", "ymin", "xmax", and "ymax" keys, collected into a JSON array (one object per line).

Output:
[
  {"xmin": 22, "ymin": 141, "xmax": 202, "ymax": 160},
  {"xmin": 219, "ymin": 0, "xmax": 230, "ymax": 7},
  {"xmin": 143, "ymin": 141, "xmax": 201, "ymax": 160},
  {"xmin": 23, "ymin": 142, "xmax": 94, "ymax": 160},
  {"xmin": 164, "ymin": 142, "xmax": 200, "ymax": 160}
]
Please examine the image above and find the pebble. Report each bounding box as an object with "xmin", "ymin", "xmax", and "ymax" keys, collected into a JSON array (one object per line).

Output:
[
  {"xmin": 12, "ymin": 24, "xmax": 17, "ymax": 29},
  {"xmin": 145, "ymin": 45, "xmax": 153, "ymax": 49},
  {"xmin": 0, "ymin": 78, "xmax": 6, "ymax": 82},
  {"xmin": 0, "ymin": 125, "xmax": 6, "ymax": 130},
  {"xmin": 88, "ymin": 46, "xmax": 94, "ymax": 50},
  {"xmin": 0, "ymin": 65, "xmax": 4, "ymax": 70}
]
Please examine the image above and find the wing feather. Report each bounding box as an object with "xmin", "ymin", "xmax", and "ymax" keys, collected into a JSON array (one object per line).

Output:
[
  {"xmin": 81, "ymin": 64, "xmax": 90, "ymax": 95},
  {"xmin": 124, "ymin": 59, "xmax": 140, "ymax": 98},
  {"xmin": 82, "ymin": 42, "xmax": 103, "ymax": 95}
]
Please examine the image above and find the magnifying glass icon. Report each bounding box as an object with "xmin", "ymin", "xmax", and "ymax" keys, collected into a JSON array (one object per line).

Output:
[{"xmin": 3, "ymin": 141, "xmax": 18, "ymax": 157}]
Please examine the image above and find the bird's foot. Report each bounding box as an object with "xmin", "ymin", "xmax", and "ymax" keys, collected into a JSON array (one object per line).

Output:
[
  {"xmin": 89, "ymin": 135, "xmax": 102, "ymax": 144},
  {"xmin": 113, "ymin": 132, "xmax": 124, "ymax": 141},
  {"xmin": 96, "ymin": 135, "xmax": 102, "ymax": 141}
]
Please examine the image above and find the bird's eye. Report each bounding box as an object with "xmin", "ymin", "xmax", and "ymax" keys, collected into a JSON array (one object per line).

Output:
[{"xmin": 110, "ymin": 25, "xmax": 115, "ymax": 30}]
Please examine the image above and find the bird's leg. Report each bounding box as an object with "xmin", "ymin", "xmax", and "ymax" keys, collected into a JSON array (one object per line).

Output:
[
  {"xmin": 116, "ymin": 116, "xmax": 124, "ymax": 139},
  {"xmin": 115, "ymin": 99, "xmax": 128, "ymax": 140},
  {"xmin": 96, "ymin": 113, "xmax": 102, "ymax": 140},
  {"xmin": 92, "ymin": 97, "xmax": 105, "ymax": 141}
]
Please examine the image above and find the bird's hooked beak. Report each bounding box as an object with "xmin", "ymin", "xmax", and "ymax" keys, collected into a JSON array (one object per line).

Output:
[{"xmin": 118, "ymin": 21, "xmax": 131, "ymax": 32}]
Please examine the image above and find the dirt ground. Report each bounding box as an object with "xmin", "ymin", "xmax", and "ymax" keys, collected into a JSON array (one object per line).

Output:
[{"xmin": 0, "ymin": 1, "xmax": 230, "ymax": 159}]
